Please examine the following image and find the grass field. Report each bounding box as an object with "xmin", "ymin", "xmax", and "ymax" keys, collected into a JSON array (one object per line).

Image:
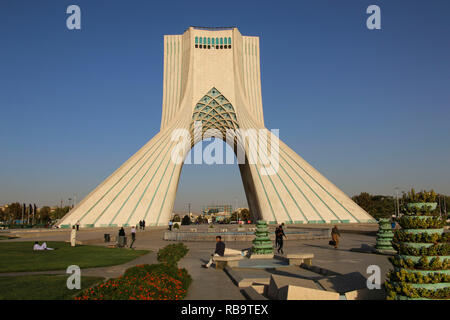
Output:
[
  {"xmin": 0, "ymin": 241, "xmax": 149, "ymax": 273},
  {"xmin": 0, "ymin": 235, "xmax": 17, "ymax": 240},
  {"xmin": 0, "ymin": 275, "xmax": 104, "ymax": 300}
]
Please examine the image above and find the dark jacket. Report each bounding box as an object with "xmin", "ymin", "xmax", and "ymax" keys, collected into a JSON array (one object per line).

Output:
[
  {"xmin": 331, "ymin": 227, "xmax": 340, "ymax": 236},
  {"xmin": 275, "ymin": 228, "xmax": 286, "ymax": 239},
  {"xmin": 119, "ymin": 228, "xmax": 125, "ymax": 237},
  {"xmin": 215, "ymin": 241, "xmax": 225, "ymax": 257}
]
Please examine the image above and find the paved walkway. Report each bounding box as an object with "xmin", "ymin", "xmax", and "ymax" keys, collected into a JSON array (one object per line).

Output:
[{"xmin": 0, "ymin": 226, "xmax": 392, "ymax": 299}]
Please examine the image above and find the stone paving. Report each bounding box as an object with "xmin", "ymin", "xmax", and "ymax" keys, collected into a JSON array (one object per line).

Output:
[{"xmin": 0, "ymin": 225, "xmax": 392, "ymax": 300}]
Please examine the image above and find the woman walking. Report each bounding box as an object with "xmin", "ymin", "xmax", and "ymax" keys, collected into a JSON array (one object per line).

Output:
[{"xmin": 331, "ymin": 225, "xmax": 340, "ymax": 249}]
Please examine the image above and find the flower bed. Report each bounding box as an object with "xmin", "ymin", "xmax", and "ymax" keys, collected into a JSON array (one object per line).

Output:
[
  {"xmin": 75, "ymin": 271, "xmax": 187, "ymax": 300},
  {"xmin": 157, "ymin": 243, "xmax": 189, "ymax": 265},
  {"xmin": 76, "ymin": 243, "xmax": 191, "ymax": 300}
]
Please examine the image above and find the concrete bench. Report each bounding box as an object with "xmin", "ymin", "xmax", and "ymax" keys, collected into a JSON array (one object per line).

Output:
[
  {"xmin": 274, "ymin": 253, "xmax": 314, "ymax": 266},
  {"xmin": 214, "ymin": 255, "xmax": 243, "ymax": 269}
]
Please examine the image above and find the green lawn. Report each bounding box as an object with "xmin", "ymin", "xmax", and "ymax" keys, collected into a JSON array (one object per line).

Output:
[
  {"xmin": 0, "ymin": 235, "xmax": 17, "ymax": 240},
  {"xmin": 0, "ymin": 242, "xmax": 149, "ymax": 273},
  {"xmin": 0, "ymin": 275, "xmax": 104, "ymax": 300}
]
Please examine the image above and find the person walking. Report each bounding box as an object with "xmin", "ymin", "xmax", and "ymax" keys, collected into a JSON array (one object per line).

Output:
[
  {"xmin": 331, "ymin": 225, "xmax": 340, "ymax": 249},
  {"xmin": 202, "ymin": 236, "xmax": 226, "ymax": 268},
  {"xmin": 275, "ymin": 224, "xmax": 287, "ymax": 254},
  {"xmin": 70, "ymin": 225, "xmax": 77, "ymax": 247},
  {"xmin": 130, "ymin": 226, "xmax": 136, "ymax": 249},
  {"xmin": 169, "ymin": 220, "xmax": 173, "ymax": 231},
  {"xmin": 142, "ymin": 220, "xmax": 146, "ymax": 230},
  {"xmin": 118, "ymin": 227, "xmax": 126, "ymax": 248},
  {"xmin": 76, "ymin": 221, "xmax": 80, "ymax": 231},
  {"xmin": 139, "ymin": 220, "xmax": 142, "ymax": 230}
]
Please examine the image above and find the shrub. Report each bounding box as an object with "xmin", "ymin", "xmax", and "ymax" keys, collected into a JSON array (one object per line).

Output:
[
  {"xmin": 387, "ymin": 269, "xmax": 450, "ymax": 284},
  {"xmin": 393, "ymin": 243, "xmax": 450, "ymax": 256},
  {"xmin": 397, "ymin": 216, "xmax": 446, "ymax": 229},
  {"xmin": 181, "ymin": 215, "xmax": 191, "ymax": 225},
  {"xmin": 385, "ymin": 281, "xmax": 450, "ymax": 300},
  {"xmin": 389, "ymin": 256, "xmax": 449, "ymax": 271},
  {"xmin": 393, "ymin": 231, "xmax": 449, "ymax": 244},
  {"xmin": 157, "ymin": 243, "xmax": 189, "ymax": 266},
  {"xmin": 403, "ymin": 189, "xmax": 437, "ymax": 203}
]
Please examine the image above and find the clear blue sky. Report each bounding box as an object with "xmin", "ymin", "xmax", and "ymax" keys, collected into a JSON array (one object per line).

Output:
[{"xmin": 1, "ymin": 0, "xmax": 449, "ymax": 212}]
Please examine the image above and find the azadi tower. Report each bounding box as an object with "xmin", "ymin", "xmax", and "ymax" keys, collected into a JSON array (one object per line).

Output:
[{"xmin": 58, "ymin": 27, "xmax": 375, "ymax": 228}]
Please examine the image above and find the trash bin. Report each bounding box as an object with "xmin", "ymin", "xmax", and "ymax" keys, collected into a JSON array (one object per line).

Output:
[{"xmin": 104, "ymin": 234, "xmax": 111, "ymax": 242}]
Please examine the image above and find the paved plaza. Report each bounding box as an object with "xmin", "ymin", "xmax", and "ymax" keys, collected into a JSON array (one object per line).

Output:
[{"xmin": 0, "ymin": 225, "xmax": 392, "ymax": 299}]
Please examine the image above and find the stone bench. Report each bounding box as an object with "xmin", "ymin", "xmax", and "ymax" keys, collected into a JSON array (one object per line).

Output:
[
  {"xmin": 274, "ymin": 253, "xmax": 314, "ymax": 266},
  {"xmin": 214, "ymin": 255, "xmax": 243, "ymax": 269}
]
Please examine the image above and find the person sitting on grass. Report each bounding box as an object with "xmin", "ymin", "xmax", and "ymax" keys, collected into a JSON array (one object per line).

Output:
[
  {"xmin": 33, "ymin": 241, "xmax": 54, "ymax": 250},
  {"xmin": 202, "ymin": 236, "xmax": 225, "ymax": 268}
]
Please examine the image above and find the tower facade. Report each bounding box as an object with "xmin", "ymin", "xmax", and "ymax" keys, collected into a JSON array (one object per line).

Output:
[{"xmin": 58, "ymin": 27, "xmax": 375, "ymax": 228}]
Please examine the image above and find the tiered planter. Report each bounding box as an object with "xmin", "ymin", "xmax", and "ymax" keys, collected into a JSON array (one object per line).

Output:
[
  {"xmin": 386, "ymin": 203, "xmax": 450, "ymax": 300},
  {"xmin": 375, "ymin": 218, "xmax": 396, "ymax": 254},
  {"xmin": 251, "ymin": 220, "xmax": 273, "ymax": 255}
]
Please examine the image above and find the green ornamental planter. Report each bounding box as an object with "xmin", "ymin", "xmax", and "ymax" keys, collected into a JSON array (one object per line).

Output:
[
  {"xmin": 386, "ymin": 198, "xmax": 450, "ymax": 300},
  {"xmin": 375, "ymin": 218, "xmax": 396, "ymax": 254},
  {"xmin": 251, "ymin": 220, "xmax": 273, "ymax": 255}
]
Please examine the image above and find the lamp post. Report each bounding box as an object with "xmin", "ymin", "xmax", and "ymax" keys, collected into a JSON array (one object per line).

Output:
[{"xmin": 395, "ymin": 187, "xmax": 400, "ymax": 218}]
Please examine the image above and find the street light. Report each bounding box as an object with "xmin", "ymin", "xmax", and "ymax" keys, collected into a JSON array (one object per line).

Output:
[{"xmin": 395, "ymin": 187, "xmax": 400, "ymax": 218}]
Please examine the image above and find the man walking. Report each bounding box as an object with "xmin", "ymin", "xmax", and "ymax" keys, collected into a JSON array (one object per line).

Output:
[
  {"xmin": 130, "ymin": 226, "xmax": 136, "ymax": 249},
  {"xmin": 142, "ymin": 220, "xmax": 146, "ymax": 230},
  {"xmin": 169, "ymin": 220, "xmax": 173, "ymax": 231},
  {"xmin": 202, "ymin": 236, "xmax": 225, "ymax": 268},
  {"xmin": 331, "ymin": 225, "xmax": 340, "ymax": 249},
  {"xmin": 76, "ymin": 221, "xmax": 80, "ymax": 231}
]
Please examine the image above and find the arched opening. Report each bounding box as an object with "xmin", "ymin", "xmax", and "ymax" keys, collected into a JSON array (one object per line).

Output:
[
  {"xmin": 173, "ymin": 139, "xmax": 250, "ymax": 223},
  {"xmin": 173, "ymin": 87, "xmax": 259, "ymax": 224}
]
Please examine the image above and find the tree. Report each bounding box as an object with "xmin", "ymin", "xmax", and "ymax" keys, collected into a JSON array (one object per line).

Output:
[
  {"xmin": 352, "ymin": 192, "xmax": 372, "ymax": 211},
  {"xmin": 195, "ymin": 216, "xmax": 208, "ymax": 224},
  {"xmin": 4, "ymin": 203, "xmax": 22, "ymax": 221},
  {"xmin": 51, "ymin": 206, "xmax": 71, "ymax": 220},
  {"xmin": 172, "ymin": 214, "xmax": 181, "ymax": 222},
  {"xmin": 352, "ymin": 193, "xmax": 395, "ymax": 219},
  {"xmin": 181, "ymin": 215, "xmax": 191, "ymax": 225},
  {"xmin": 231, "ymin": 208, "xmax": 251, "ymax": 222},
  {"xmin": 39, "ymin": 206, "xmax": 51, "ymax": 222}
]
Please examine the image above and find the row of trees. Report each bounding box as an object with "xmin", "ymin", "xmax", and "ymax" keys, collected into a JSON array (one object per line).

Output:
[
  {"xmin": 0, "ymin": 203, "xmax": 71, "ymax": 224},
  {"xmin": 352, "ymin": 192, "xmax": 450, "ymax": 219}
]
